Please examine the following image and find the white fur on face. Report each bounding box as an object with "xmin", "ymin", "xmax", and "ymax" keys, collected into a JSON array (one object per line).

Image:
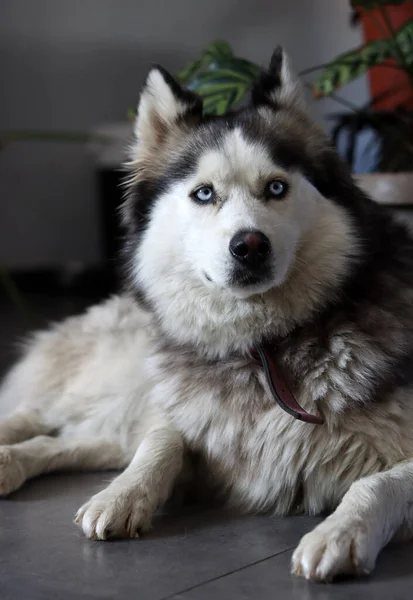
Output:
[
  {"xmin": 133, "ymin": 127, "xmax": 355, "ymax": 356},
  {"xmin": 136, "ymin": 128, "xmax": 320, "ymax": 299}
]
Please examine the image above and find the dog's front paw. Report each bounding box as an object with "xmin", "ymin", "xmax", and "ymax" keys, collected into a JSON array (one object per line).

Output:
[
  {"xmin": 75, "ymin": 486, "xmax": 154, "ymax": 540},
  {"xmin": 0, "ymin": 446, "xmax": 26, "ymax": 496},
  {"xmin": 291, "ymin": 516, "xmax": 377, "ymax": 582}
]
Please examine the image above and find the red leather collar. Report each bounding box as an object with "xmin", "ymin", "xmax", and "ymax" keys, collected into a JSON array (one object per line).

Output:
[{"xmin": 252, "ymin": 345, "xmax": 324, "ymax": 425}]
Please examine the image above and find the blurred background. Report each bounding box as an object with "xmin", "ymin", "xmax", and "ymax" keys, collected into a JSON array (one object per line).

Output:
[{"xmin": 1, "ymin": 0, "xmax": 413, "ymax": 321}]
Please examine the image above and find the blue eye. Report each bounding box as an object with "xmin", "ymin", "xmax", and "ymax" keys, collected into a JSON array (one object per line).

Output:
[
  {"xmin": 268, "ymin": 180, "xmax": 288, "ymax": 199},
  {"xmin": 192, "ymin": 186, "xmax": 214, "ymax": 203}
]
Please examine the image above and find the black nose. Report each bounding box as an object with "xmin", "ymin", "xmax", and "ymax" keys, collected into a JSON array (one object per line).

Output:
[{"xmin": 229, "ymin": 230, "xmax": 271, "ymax": 265}]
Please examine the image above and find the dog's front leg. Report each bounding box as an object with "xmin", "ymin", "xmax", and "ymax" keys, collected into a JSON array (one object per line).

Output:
[
  {"xmin": 292, "ymin": 459, "xmax": 413, "ymax": 582},
  {"xmin": 75, "ymin": 425, "xmax": 184, "ymax": 540}
]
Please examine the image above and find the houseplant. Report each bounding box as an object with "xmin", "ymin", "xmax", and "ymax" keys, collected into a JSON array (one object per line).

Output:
[
  {"xmin": 171, "ymin": 2, "xmax": 413, "ymax": 175},
  {"xmin": 313, "ymin": 0, "xmax": 413, "ymax": 174}
]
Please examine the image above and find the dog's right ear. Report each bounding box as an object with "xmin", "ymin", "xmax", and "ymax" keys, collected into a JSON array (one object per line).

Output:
[
  {"xmin": 134, "ymin": 66, "xmax": 202, "ymax": 149},
  {"xmin": 252, "ymin": 47, "xmax": 305, "ymax": 112}
]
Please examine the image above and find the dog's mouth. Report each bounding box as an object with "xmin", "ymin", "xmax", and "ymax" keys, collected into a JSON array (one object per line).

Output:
[
  {"xmin": 229, "ymin": 266, "xmax": 272, "ymax": 288},
  {"xmin": 203, "ymin": 267, "xmax": 274, "ymax": 297}
]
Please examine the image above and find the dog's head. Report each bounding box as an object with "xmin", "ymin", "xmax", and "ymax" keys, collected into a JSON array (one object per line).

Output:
[{"xmin": 122, "ymin": 48, "xmax": 362, "ymax": 356}]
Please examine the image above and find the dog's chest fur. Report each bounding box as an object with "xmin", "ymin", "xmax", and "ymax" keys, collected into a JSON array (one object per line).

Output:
[{"xmin": 148, "ymin": 330, "xmax": 413, "ymax": 516}]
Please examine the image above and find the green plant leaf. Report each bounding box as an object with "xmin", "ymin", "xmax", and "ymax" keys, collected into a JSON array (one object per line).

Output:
[
  {"xmin": 314, "ymin": 18, "xmax": 413, "ymax": 96},
  {"xmin": 351, "ymin": 0, "xmax": 406, "ymax": 8},
  {"xmin": 176, "ymin": 40, "xmax": 233, "ymax": 83},
  {"xmin": 186, "ymin": 65, "xmax": 259, "ymax": 115},
  {"xmin": 176, "ymin": 41, "xmax": 260, "ymax": 115},
  {"xmin": 395, "ymin": 18, "xmax": 413, "ymax": 65},
  {"xmin": 314, "ymin": 38, "xmax": 393, "ymax": 96}
]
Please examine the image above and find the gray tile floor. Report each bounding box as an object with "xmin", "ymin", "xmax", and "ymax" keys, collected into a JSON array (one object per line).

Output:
[{"xmin": 1, "ymin": 294, "xmax": 413, "ymax": 599}]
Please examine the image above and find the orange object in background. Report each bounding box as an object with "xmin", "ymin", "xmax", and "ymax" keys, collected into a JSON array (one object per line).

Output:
[{"xmin": 360, "ymin": 3, "xmax": 413, "ymax": 110}]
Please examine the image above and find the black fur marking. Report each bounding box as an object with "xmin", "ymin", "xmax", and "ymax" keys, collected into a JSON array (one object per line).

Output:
[
  {"xmin": 251, "ymin": 47, "xmax": 283, "ymax": 108},
  {"xmin": 251, "ymin": 73, "xmax": 281, "ymax": 109},
  {"xmin": 162, "ymin": 150, "xmax": 200, "ymax": 185},
  {"xmin": 269, "ymin": 46, "xmax": 284, "ymax": 74},
  {"xmin": 229, "ymin": 265, "xmax": 272, "ymax": 288},
  {"xmin": 124, "ymin": 179, "xmax": 165, "ymax": 236},
  {"xmin": 238, "ymin": 115, "xmax": 355, "ymax": 203},
  {"xmin": 123, "ymin": 153, "xmax": 199, "ymax": 237},
  {"xmin": 377, "ymin": 352, "xmax": 413, "ymax": 399}
]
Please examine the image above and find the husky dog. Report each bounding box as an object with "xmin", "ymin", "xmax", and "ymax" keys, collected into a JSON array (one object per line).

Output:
[{"xmin": 2, "ymin": 47, "xmax": 413, "ymax": 583}]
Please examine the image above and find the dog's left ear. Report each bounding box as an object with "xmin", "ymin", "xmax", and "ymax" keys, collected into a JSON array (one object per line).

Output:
[
  {"xmin": 134, "ymin": 66, "xmax": 202, "ymax": 149},
  {"xmin": 252, "ymin": 47, "xmax": 305, "ymax": 112}
]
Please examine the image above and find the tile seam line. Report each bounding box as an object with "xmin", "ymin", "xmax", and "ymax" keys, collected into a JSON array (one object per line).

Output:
[{"xmin": 160, "ymin": 545, "xmax": 295, "ymax": 600}]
